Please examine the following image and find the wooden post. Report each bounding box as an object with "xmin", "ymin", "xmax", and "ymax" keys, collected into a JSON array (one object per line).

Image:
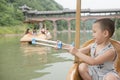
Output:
[
  {"xmin": 74, "ymin": 0, "xmax": 81, "ymax": 63},
  {"xmin": 66, "ymin": 1, "xmax": 82, "ymax": 80}
]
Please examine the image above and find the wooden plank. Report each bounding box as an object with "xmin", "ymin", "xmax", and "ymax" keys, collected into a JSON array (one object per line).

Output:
[{"xmin": 66, "ymin": 0, "xmax": 82, "ymax": 80}]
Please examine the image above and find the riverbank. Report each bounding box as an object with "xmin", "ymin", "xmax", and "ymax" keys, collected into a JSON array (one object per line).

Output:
[
  {"xmin": 0, "ymin": 34, "xmax": 23, "ymax": 37},
  {"xmin": 0, "ymin": 25, "xmax": 120, "ymax": 40},
  {"xmin": 0, "ymin": 24, "xmax": 27, "ymax": 35}
]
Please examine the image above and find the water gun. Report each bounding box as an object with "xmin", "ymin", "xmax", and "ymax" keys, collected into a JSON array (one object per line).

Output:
[{"xmin": 32, "ymin": 38, "xmax": 74, "ymax": 49}]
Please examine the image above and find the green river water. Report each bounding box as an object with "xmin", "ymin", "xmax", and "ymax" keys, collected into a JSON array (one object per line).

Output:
[{"xmin": 0, "ymin": 31, "xmax": 119, "ymax": 80}]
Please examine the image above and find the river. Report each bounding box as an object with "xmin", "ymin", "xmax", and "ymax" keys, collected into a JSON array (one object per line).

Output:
[{"xmin": 0, "ymin": 31, "xmax": 119, "ymax": 80}]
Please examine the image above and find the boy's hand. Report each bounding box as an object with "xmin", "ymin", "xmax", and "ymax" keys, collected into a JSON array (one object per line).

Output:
[{"xmin": 63, "ymin": 45, "xmax": 78, "ymax": 55}]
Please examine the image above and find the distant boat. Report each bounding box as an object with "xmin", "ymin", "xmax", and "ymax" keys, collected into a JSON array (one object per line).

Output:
[{"xmin": 20, "ymin": 33, "xmax": 52, "ymax": 44}]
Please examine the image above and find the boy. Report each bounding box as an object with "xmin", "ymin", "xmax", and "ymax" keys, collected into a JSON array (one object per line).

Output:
[{"xmin": 66, "ymin": 18, "xmax": 120, "ymax": 80}]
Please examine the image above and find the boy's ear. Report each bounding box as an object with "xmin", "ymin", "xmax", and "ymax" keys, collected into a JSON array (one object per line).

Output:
[{"xmin": 104, "ymin": 30, "xmax": 109, "ymax": 37}]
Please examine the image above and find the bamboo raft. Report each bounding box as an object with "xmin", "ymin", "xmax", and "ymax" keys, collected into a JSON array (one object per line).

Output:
[
  {"xmin": 66, "ymin": 39, "xmax": 120, "ymax": 80},
  {"xmin": 20, "ymin": 33, "xmax": 51, "ymax": 44}
]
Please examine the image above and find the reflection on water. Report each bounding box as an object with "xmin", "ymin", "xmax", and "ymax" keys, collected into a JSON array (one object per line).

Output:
[
  {"xmin": 20, "ymin": 44, "xmax": 51, "ymax": 64},
  {"xmin": 21, "ymin": 45, "xmax": 48, "ymax": 56},
  {"xmin": 33, "ymin": 61, "xmax": 73, "ymax": 80},
  {"xmin": 53, "ymin": 52, "xmax": 74, "ymax": 60}
]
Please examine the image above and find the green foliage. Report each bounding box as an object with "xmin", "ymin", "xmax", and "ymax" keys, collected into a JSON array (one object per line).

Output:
[
  {"xmin": 116, "ymin": 19, "xmax": 120, "ymax": 29},
  {"xmin": 57, "ymin": 20, "xmax": 67, "ymax": 31},
  {"xmin": 6, "ymin": 0, "xmax": 63, "ymax": 11},
  {"xmin": 0, "ymin": 0, "xmax": 24, "ymax": 26},
  {"xmin": 115, "ymin": 28, "xmax": 120, "ymax": 41},
  {"xmin": 44, "ymin": 21, "xmax": 54, "ymax": 30},
  {"xmin": 0, "ymin": 24, "xmax": 27, "ymax": 34},
  {"xmin": 0, "ymin": 0, "xmax": 63, "ymax": 26},
  {"xmin": 84, "ymin": 19, "xmax": 96, "ymax": 30},
  {"xmin": 71, "ymin": 20, "xmax": 75, "ymax": 30}
]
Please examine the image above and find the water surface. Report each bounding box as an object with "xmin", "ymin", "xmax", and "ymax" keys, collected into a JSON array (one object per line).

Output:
[{"xmin": 1, "ymin": 31, "xmax": 111, "ymax": 80}]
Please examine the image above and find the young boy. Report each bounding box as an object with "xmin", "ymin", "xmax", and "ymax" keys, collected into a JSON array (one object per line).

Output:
[{"xmin": 66, "ymin": 18, "xmax": 120, "ymax": 80}]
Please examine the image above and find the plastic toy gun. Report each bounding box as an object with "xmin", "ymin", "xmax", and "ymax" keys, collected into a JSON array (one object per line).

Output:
[{"xmin": 32, "ymin": 38, "xmax": 74, "ymax": 49}]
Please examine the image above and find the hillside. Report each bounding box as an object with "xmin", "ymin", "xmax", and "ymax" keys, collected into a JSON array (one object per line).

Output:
[
  {"xmin": 9, "ymin": 0, "xmax": 63, "ymax": 11},
  {"xmin": 0, "ymin": 0, "xmax": 63, "ymax": 26}
]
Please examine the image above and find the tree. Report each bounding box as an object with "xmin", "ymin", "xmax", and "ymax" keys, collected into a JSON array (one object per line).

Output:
[{"xmin": 0, "ymin": 0, "xmax": 63, "ymax": 26}]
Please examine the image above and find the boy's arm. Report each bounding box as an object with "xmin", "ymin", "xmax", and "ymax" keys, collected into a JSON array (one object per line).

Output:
[
  {"xmin": 63, "ymin": 44, "xmax": 91, "ymax": 54},
  {"xmin": 78, "ymin": 45, "xmax": 91, "ymax": 54},
  {"xmin": 72, "ymin": 48, "xmax": 115, "ymax": 65}
]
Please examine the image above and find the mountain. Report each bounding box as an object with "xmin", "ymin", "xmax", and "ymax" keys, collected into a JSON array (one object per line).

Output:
[{"xmin": 0, "ymin": 0, "xmax": 63, "ymax": 26}]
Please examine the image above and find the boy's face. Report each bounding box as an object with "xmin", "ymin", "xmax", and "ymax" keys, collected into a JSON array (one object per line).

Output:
[{"xmin": 92, "ymin": 23, "xmax": 106, "ymax": 44}]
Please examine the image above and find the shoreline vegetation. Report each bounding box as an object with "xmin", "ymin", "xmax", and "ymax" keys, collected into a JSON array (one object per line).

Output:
[
  {"xmin": 0, "ymin": 25, "xmax": 120, "ymax": 37},
  {"xmin": 115, "ymin": 28, "xmax": 120, "ymax": 41},
  {"xmin": 0, "ymin": 26, "xmax": 120, "ymax": 42},
  {"xmin": 0, "ymin": 26, "xmax": 75, "ymax": 37},
  {"xmin": 0, "ymin": 24, "xmax": 27, "ymax": 35}
]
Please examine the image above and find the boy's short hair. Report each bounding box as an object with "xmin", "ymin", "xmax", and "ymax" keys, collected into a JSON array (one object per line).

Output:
[{"xmin": 94, "ymin": 18, "xmax": 115, "ymax": 38}]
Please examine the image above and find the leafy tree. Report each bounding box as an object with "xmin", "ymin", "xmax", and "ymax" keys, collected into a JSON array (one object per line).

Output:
[
  {"xmin": 0, "ymin": 0, "xmax": 63, "ymax": 26},
  {"xmin": 116, "ymin": 19, "xmax": 120, "ymax": 29},
  {"xmin": 57, "ymin": 20, "xmax": 67, "ymax": 31}
]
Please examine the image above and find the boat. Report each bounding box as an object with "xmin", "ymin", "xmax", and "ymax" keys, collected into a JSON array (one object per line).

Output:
[
  {"xmin": 66, "ymin": 39, "xmax": 120, "ymax": 80},
  {"xmin": 20, "ymin": 33, "xmax": 52, "ymax": 44}
]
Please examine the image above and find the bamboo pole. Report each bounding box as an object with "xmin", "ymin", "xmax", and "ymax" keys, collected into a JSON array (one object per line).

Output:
[
  {"xmin": 66, "ymin": 1, "xmax": 82, "ymax": 80},
  {"xmin": 74, "ymin": 0, "xmax": 81, "ymax": 63}
]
